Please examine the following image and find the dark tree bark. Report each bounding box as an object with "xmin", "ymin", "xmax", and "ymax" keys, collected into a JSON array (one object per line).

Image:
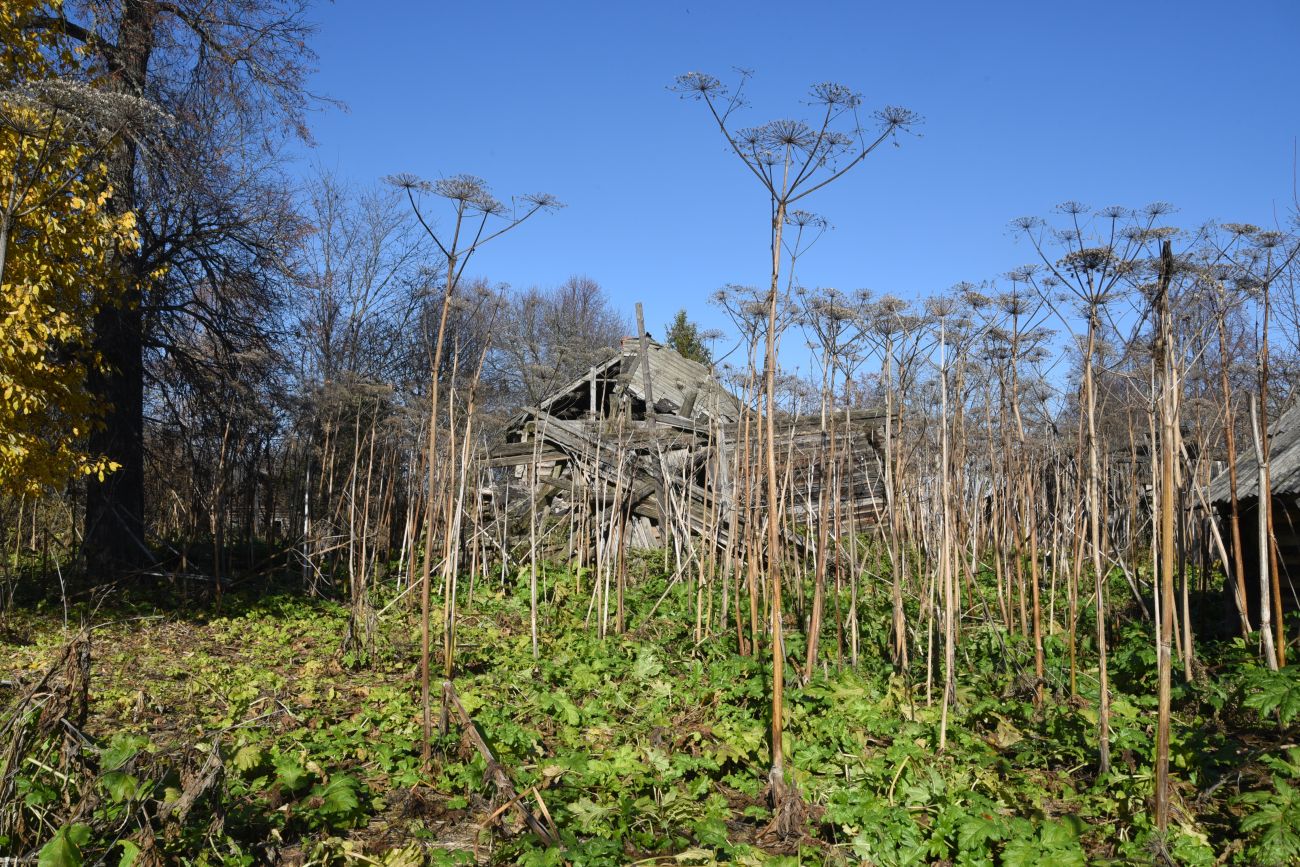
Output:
[
  {"xmin": 84, "ymin": 287, "xmax": 148, "ymax": 573},
  {"xmin": 84, "ymin": 0, "xmax": 153, "ymax": 574}
]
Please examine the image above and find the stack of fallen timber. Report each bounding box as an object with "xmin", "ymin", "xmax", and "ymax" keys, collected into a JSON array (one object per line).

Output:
[{"xmin": 479, "ymin": 336, "xmax": 890, "ymax": 564}]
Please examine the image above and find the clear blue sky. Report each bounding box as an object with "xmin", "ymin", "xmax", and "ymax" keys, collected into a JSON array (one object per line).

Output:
[{"xmin": 296, "ymin": 0, "xmax": 1299, "ymax": 349}]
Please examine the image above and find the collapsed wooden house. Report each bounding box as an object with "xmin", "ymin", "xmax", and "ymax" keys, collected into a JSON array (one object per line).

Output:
[
  {"xmin": 1207, "ymin": 399, "xmax": 1300, "ymax": 621},
  {"xmin": 482, "ymin": 335, "xmax": 889, "ymax": 561}
]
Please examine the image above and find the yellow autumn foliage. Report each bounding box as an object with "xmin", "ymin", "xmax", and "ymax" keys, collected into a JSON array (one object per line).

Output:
[{"xmin": 0, "ymin": 0, "xmax": 139, "ymax": 495}]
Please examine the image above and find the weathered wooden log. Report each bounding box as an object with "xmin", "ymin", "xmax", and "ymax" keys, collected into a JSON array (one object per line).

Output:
[{"xmin": 441, "ymin": 680, "xmax": 557, "ymax": 846}]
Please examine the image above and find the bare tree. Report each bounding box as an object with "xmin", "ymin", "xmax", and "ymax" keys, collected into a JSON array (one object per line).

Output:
[
  {"xmin": 489, "ymin": 275, "xmax": 627, "ymax": 408},
  {"xmin": 294, "ymin": 171, "xmax": 431, "ymax": 388}
]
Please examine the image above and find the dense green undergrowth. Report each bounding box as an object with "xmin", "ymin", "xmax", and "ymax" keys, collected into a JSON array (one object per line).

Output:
[{"xmin": 1, "ymin": 559, "xmax": 1297, "ymax": 865}]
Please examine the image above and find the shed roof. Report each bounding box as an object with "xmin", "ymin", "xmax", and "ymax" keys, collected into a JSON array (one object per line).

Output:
[
  {"xmin": 1207, "ymin": 400, "xmax": 1300, "ymax": 503},
  {"xmin": 538, "ymin": 336, "xmax": 742, "ymax": 423}
]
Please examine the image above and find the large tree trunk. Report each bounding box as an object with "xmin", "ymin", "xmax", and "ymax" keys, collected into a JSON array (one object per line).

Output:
[
  {"xmin": 84, "ymin": 0, "xmax": 155, "ymax": 578},
  {"xmin": 84, "ymin": 294, "xmax": 147, "ymax": 575}
]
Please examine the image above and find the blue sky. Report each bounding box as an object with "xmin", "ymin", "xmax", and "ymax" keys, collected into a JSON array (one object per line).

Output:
[{"xmin": 295, "ymin": 0, "xmax": 1299, "ymax": 351}]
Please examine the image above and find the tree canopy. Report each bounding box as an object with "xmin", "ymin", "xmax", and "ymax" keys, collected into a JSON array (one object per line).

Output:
[{"xmin": 663, "ymin": 308, "xmax": 712, "ymax": 364}]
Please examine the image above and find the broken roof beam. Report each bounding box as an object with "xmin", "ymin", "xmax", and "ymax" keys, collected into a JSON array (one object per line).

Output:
[{"xmin": 482, "ymin": 440, "xmax": 569, "ymax": 468}]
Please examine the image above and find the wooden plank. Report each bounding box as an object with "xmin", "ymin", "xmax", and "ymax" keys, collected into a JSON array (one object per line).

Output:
[{"xmin": 483, "ymin": 449, "xmax": 567, "ymax": 468}]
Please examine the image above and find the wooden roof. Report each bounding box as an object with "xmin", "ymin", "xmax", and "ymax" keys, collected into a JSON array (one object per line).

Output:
[
  {"xmin": 532, "ymin": 336, "xmax": 742, "ymax": 424},
  {"xmin": 1208, "ymin": 400, "xmax": 1300, "ymax": 503}
]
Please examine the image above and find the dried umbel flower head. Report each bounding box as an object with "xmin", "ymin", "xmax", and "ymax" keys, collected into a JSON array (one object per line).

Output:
[
  {"xmin": 998, "ymin": 291, "xmax": 1032, "ymax": 318},
  {"xmin": 1142, "ymin": 201, "xmax": 1177, "ymax": 220},
  {"xmin": 810, "ymin": 299, "xmax": 855, "ymax": 323},
  {"xmin": 1005, "ymin": 265, "xmax": 1037, "ymax": 284},
  {"xmin": 872, "ymin": 295, "xmax": 909, "ymax": 319},
  {"xmin": 1202, "ymin": 263, "xmax": 1234, "ymax": 284},
  {"xmin": 983, "ymin": 327, "xmax": 1013, "ymax": 357},
  {"xmin": 429, "ymin": 174, "xmax": 503, "ymax": 215},
  {"xmin": 384, "ymin": 173, "xmax": 429, "ymax": 193},
  {"xmin": 521, "ymin": 192, "xmax": 563, "ymax": 211},
  {"xmin": 1221, "ymin": 222, "xmax": 1260, "ymax": 237},
  {"xmin": 786, "ymin": 209, "xmax": 828, "ymax": 230},
  {"xmin": 0, "ymin": 78, "xmax": 169, "ymax": 143},
  {"xmin": 387, "ymin": 174, "xmax": 562, "ymax": 223},
  {"xmin": 749, "ymin": 119, "xmax": 816, "ymax": 151},
  {"xmin": 876, "ymin": 105, "xmax": 922, "ymax": 130},
  {"xmin": 713, "ymin": 283, "xmax": 760, "ymax": 308},
  {"xmin": 1024, "ymin": 343, "xmax": 1055, "ymax": 366},
  {"xmin": 1235, "ymin": 274, "xmax": 1265, "ymax": 295},
  {"xmin": 1254, "ymin": 230, "xmax": 1285, "ymax": 249},
  {"xmin": 1058, "ymin": 246, "xmax": 1118, "ymax": 277},
  {"xmin": 1121, "ymin": 225, "xmax": 1180, "ymax": 245},
  {"xmin": 810, "ymin": 82, "xmax": 862, "ymax": 109},
  {"xmin": 925, "ymin": 296, "xmax": 957, "ymax": 319},
  {"xmin": 962, "ymin": 288, "xmax": 991, "ymax": 310},
  {"xmin": 671, "ymin": 71, "xmax": 726, "ymax": 99}
]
